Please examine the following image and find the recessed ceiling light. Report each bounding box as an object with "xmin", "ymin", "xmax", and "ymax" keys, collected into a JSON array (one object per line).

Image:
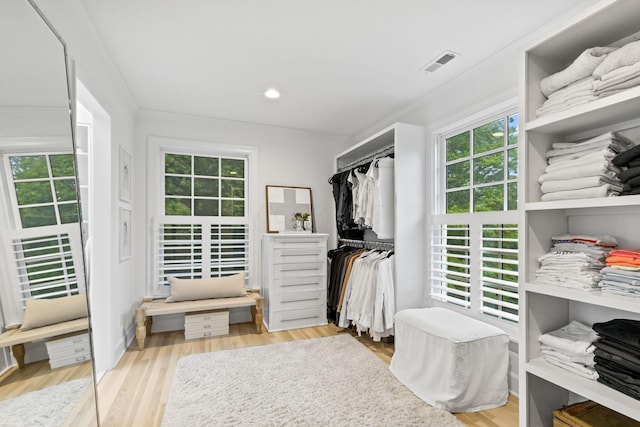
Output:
[{"xmin": 264, "ymin": 88, "xmax": 281, "ymax": 99}]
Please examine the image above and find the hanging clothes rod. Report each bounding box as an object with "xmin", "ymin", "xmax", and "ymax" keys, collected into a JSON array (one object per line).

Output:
[
  {"xmin": 338, "ymin": 238, "xmax": 395, "ymax": 250},
  {"xmin": 336, "ymin": 143, "xmax": 395, "ymax": 173}
]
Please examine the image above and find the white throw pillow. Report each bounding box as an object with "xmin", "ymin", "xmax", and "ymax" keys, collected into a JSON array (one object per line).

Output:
[
  {"xmin": 166, "ymin": 273, "xmax": 246, "ymax": 302},
  {"xmin": 20, "ymin": 294, "xmax": 88, "ymax": 331}
]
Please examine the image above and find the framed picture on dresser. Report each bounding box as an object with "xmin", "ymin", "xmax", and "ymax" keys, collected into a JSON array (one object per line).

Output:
[{"xmin": 265, "ymin": 185, "xmax": 314, "ymax": 233}]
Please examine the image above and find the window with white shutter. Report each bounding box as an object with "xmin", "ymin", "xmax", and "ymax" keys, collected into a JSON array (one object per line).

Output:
[
  {"xmin": 431, "ymin": 104, "xmax": 519, "ymax": 325},
  {"xmin": 148, "ymin": 137, "xmax": 256, "ymax": 296},
  {"xmin": 1, "ymin": 151, "xmax": 84, "ymax": 316}
]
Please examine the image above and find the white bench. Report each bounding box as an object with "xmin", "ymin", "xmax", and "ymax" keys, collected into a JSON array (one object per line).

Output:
[
  {"xmin": 135, "ymin": 290, "xmax": 264, "ymax": 349},
  {"xmin": 0, "ymin": 317, "xmax": 89, "ymax": 369},
  {"xmin": 389, "ymin": 307, "xmax": 509, "ymax": 413}
]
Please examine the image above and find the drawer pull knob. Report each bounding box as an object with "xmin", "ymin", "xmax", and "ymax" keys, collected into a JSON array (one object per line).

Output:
[
  {"xmin": 76, "ymin": 356, "xmax": 87, "ymax": 362},
  {"xmin": 204, "ymin": 332, "xmax": 212, "ymax": 336},
  {"xmin": 203, "ymin": 324, "xmax": 212, "ymax": 329},
  {"xmin": 75, "ymin": 348, "xmax": 85, "ymax": 353}
]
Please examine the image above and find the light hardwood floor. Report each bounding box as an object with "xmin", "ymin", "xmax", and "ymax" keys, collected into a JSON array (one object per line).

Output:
[
  {"xmin": 0, "ymin": 323, "xmax": 518, "ymax": 426},
  {"xmin": 96, "ymin": 322, "xmax": 519, "ymax": 427}
]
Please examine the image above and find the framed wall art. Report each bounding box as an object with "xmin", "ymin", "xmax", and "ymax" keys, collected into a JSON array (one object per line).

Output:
[
  {"xmin": 265, "ymin": 185, "xmax": 314, "ymax": 233},
  {"xmin": 119, "ymin": 207, "xmax": 132, "ymax": 261},
  {"xmin": 119, "ymin": 146, "xmax": 132, "ymax": 202}
]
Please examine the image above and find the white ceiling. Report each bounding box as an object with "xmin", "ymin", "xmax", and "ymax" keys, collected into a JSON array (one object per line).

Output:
[{"xmin": 79, "ymin": 0, "xmax": 592, "ymax": 137}]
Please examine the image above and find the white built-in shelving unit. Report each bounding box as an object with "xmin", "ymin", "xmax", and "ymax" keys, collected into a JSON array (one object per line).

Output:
[
  {"xmin": 519, "ymin": 0, "xmax": 640, "ymax": 425},
  {"xmin": 334, "ymin": 123, "xmax": 425, "ymax": 312}
]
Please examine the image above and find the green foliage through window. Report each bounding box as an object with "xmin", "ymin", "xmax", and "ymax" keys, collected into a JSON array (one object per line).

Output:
[
  {"xmin": 9, "ymin": 154, "xmax": 79, "ymax": 228},
  {"xmin": 164, "ymin": 153, "xmax": 246, "ymax": 217},
  {"xmin": 444, "ymin": 113, "xmax": 518, "ymax": 214}
]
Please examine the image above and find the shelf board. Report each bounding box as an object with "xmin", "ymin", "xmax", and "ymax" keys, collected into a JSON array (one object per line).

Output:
[
  {"xmin": 525, "ymin": 87, "xmax": 640, "ymax": 135},
  {"xmin": 525, "ymin": 195, "xmax": 640, "ymax": 211},
  {"xmin": 526, "ymin": 283, "xmax": 640, "ymax": 313},
  {"xmin": 527, "ymin": 358, "xmax": 640, "ymax": 421}
]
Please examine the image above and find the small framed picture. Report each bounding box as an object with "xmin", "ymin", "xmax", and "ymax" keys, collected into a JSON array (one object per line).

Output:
[
  {"xmin": 119, "ymin": 146, "xmax": 132, "ymax": 202},
  {"xmin": 119, "ymin": 207, "xmax": 132, "ymax": 261}
]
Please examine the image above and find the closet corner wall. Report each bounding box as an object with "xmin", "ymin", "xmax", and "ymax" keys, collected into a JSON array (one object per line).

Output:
[{"xmin": 334, "ymin": 122, "xmax": 426, "ymax": 313}]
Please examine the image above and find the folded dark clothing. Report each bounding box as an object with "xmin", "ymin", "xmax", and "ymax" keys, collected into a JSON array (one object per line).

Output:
[
  {"xmin": 618, "ymin": 166, "xmax": 640, "ymax": 182},
  {"xmin": 629, "ymin": 158, "xmax": 640, "ymax": 168},
  {"xmin": 595, "ymin": 342, "xmax": 640, "ymax": 366},
  {"xmin": 598, "ymin": 374, "xmax": 640, "ymax": 400},
  {"xmin": 595, "ymin": 349, "xmax": 640, "ymax": 374},
  {"xmin": 624, "ymin": 174, "xmax": 640, "ymax": 189},
  {"xmin": 620, "ymin": 187, "xmax": 640, "ymax": 195},
  {"xmin": 593, "ymin": 319, "xmax": 640, "ymax": 350},
  {"xmin": 595, "ymin": 357, "xmax": 640, "ymax": 383},
  {"xmin": 613, "ymin": 144, "xmax": 640, "ymax": 167},
  {"xmin": 596, "ymin": 338, "xmax": 640, "ymax": 359}
]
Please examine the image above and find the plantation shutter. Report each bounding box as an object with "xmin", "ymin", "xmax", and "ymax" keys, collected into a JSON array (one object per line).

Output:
[
  {"xmin": 430, "ymin": 223, "xmax": 471, "ymax": 308},
  {"xmin": 8, "ymin": 223, "xmax": 85, "ymax": 305},
  {"xmin": 154, "ymin": 218, "xmax": 249, "ymax": 289},
  {"xmin": 480, "ymin": 223, "xmax": 519, "ymax": 322}
]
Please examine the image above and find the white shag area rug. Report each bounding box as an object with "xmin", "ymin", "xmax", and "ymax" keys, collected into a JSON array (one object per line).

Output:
[
  {"xmin": 0, "ymin": 377, "xmax": 91, "ymax": 426},
  {"xmin": 162, "ymin": 334, "xmax": 464, "ymax": 426}
]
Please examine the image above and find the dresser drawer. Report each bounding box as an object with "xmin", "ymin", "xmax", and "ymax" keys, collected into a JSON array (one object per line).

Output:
[
  {"xmin": 273, "ymin": 239, "xmax": 325, "ymax": 250},
  {"xmin": 273, "ymin": 262, "xmax": 324, "ymax": 278},
  {"xmin": 269, "ymin": 307, "xmax": 325, "ymax": 331},
  {"xmin": 273, "ymin": 248, "xmax": 324, "ymax": 263},
  {"xmin": 273, "ymin": 276, "xmax": 324, "ymax": 293},
  {"xmin": 185, "ymin": 326, "xmax": 229, "ymax": 340},
  {"xmin": 184, "ymin": 309, "xmax": 229, "ymax": 325},
  {"xmin": 49, "ymin": 350, "xmax": 92, "ymax": 369},
  {"xmin": 271, "ymin": 289, "xmax": 324, "ymax": 310}
]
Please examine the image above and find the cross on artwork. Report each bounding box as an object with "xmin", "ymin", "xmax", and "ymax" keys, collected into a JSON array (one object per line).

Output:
[{"xmin": 267, "ymin": 186, "xmax": 312, "ymax": 232}]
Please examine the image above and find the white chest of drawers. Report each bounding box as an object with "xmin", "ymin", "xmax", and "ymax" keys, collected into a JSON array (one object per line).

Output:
[
  {"xmin": 184, "ymin": 309, "xmax": 229, "ymax": 340},
  {"xmin": 261, "ymin": 233, "xmax": 328, "ymax": 332},
  {"xmin": 45, "ymin": 332, "xmax": 92, "ymax": 369}
]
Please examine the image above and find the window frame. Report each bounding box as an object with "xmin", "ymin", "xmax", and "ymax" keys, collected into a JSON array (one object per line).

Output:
[
  {"xmin": 0, "ymin": 137, "xmax": 85, "ymax": 325},
  {"xmin": 146, "ymin": 136, "xmax": 258, "ymax": 297},
  {"xmin": 429, "ymin": 100, "xmax": 519, "ymax": 337}
]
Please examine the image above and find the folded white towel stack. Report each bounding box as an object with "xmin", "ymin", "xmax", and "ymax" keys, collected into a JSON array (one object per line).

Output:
[
  {"xmin": 537, "ymin": 132, "xmax": 635, "ymax": 201},
  {"xmin": 538, "ymin": 321, "xmax": 599, "ymax": 381},
  {"xmin": 537, "ymin": 39, "xmax": 640, "ymax": 118}
]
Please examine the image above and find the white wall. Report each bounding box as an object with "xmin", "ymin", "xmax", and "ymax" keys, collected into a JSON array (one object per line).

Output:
[
  {"xmin": 34, "ymin": 0, "xmax": 138, "ymax": 374},
  {"xmin": 135, "ymin": 111, "xmax": 352, "ymax": 328}
]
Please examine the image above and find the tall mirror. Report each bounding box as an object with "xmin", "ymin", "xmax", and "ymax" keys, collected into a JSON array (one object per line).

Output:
[{"xmin": 0, "ymin": 0, "xmax": 98, "ymax": 425}]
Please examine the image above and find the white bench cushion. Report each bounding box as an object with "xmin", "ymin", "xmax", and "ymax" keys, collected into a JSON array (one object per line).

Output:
[{"xmin": 390, "ymin": 307, "xmax": 509, "ymax": 413}]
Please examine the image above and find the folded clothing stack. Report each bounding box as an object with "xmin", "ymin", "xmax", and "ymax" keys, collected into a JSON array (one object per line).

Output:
[
  {"xmin": 612, "ymin": 144, "xmax": 640, "ymax": 195},
  {"xmin": 537, "ymin": 132, "xmax": 635, "ymax": 201},
  {"xmin": 534, "ymin": 234, "xmax": 617, "ymax": 291},
  {"xmin": 600, "ymin": 249, "xmax": 640, "ymax": 297},
  {"xmin": 537, "ymin": 40, "xmax": 640, "ymax": 118},
  {"xmin": 539, "ymin": 321, "xmax": 599, "ymax": 380},
  {"xmin": 593, "ymin": 319, "xmax": 640, "ymax": 400},
  {"xmin": 593, "ymin": 40, "xmax": 640, "ymax": 99}
]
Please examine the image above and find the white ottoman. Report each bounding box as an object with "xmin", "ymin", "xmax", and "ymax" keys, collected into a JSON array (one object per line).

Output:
[{"xmin": 389, "ymin": 307, "xmax": 509, "ymax": 413}]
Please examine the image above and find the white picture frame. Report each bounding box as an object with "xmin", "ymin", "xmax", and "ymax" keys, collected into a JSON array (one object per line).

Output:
[
  {"xmin": 119, "ymin": 146, "xmax": 132, "ymax": 202},
  {"xmin": 119, "ymin": 207, "xmax": 132, "ymax": 261}
]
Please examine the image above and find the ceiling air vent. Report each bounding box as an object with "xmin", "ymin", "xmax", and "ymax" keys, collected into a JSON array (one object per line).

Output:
[{"xmin": 422, "ymin": 50, "xmax": 459, "ymax": 73}]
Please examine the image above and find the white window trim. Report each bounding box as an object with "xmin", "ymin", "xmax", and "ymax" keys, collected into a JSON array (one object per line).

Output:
[
  {"xmin": 428, "ymin": 99, "xmax": 519, "ymax": 339},
  {"xmin": 146, "ymin": 135, "xmax": 259, "ymax": 297}
]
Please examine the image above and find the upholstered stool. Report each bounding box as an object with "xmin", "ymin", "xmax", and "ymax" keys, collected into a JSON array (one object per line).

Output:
[{"xmin": 389, "ymin": 307, "xmax": 509, "ymax": 412}]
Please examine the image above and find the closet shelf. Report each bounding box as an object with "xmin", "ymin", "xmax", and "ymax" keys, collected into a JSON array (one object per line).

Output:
[
  {"xmin": 526, "ymin": 283, "xmax": 640, "ymax": 313},
  {"xmin": 525, "ymin": 87, "xmax": 640, "ymax": 135},
  {"xmin": 526, "ymin": 358, "xmax": 640, "ymax": 421},
  {"xmin": 525, "ymin": 194, "xmax": 640, "ymax": 211}
]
